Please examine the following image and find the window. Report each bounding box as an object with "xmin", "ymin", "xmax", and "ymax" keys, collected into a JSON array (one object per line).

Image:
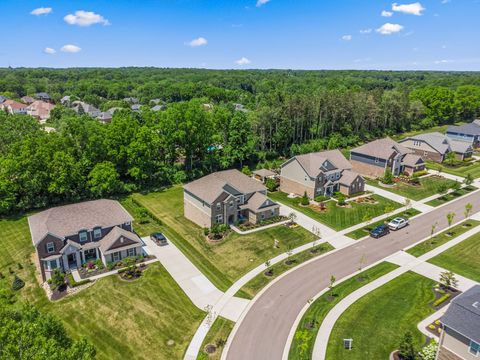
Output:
[
  {"xmin": 127, "ymin": 248, "xmax": 137, "ymax": 257},
  {"xmin": 261, "ymin": 213, "xmax": 265, "ymax": 220},
  {"xmin": 215, "ymin": 214, "xmax": 223, "ymax": 224},
  {"xmin": 112, "ymin": 252, "xmax": 121, "ymax": 262},
  {"xmin": 49, "ymin": 260, "xmax": 57, "ymax": 269},
  {"xmin": 216, "ymin": 203, "xmax": 221, "ymax": 210},
  {"xmin": 271, "ymin": 209, "xmax": 275, "ymax": 216},
  {"xmin": 470, "ymin": 341, "xmax": 480, "ymax": 356},
  {"xmin": 46, "ymin": 242, "xmax": 55, "ymax": 254},
  {"xmin": 93, "ymin": 227, "xmax": 102, "ymax": 239},
  {"xmin": 79, "ymin": 231, "xmax": 88, "ymax": 242},
  {"xmin": 229, "ymin": 201, "xmax": 234, "ymax": 208}
]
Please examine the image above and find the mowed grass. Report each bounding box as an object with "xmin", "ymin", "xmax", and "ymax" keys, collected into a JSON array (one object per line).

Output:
[
  {"xmin": 426, "ymin": 159, "xmax": 480, "ymax": 179},
  {"xmin": 406, "ymin": 220, "xmax": 480, "ymax": 257},
  {"xmin": 326, "ymin": 272, "xmax": 436, "ymax": 360},
  {"xmin": 0, "ymin": 216, "xmax": 204, "ymax": 360},
  {"xmin": 429, "ymin": 231, "xmax": 480, "ymax": 282},
  {"xmin": 197, "ymin": 317, "xmax": 235, "ymax": 360},
  {"xmin": 132, "ymin": 187, "xmax": 317, "ymax": 290},
  {"xmin": 425, "ymin": 185, "xmax": 477, "ymax": 207},
  {"xmin": 366, "ymin": 175, "xmax": 456, "ymax": 201},
  {"xmin": 269, "ymin": 192, "xmax": 401, "ymax": 231},
  {"xmin": 289, "ymin": 262, "xmax": 398, "ymax": 360}
]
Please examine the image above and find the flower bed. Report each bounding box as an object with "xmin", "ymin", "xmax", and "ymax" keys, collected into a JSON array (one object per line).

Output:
[
  {"xmin": 237, "ymin": 215, "xmax": 287, "ymax": 231},
  {"xmin": 78, "ymin": 254, "xmax": 153, "ymax": 279}
]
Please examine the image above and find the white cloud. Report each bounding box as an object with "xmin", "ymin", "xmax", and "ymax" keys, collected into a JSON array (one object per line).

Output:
[
  {"xmin": 382, "ymin": 10, "xmax": 393, "ymax": 17},
  {"xmin": 188, "ymin": 37, "xmax": 208, "ymax": 47},
  {"xmin": 64, "ymin": 10, "xmax": 110, "ymax": 26},
  {"xmin": 441, "ymin": 0, "xmax": 451, "ymax": 4},
  {"xmin": 31, "ymin": 7, "xmax": 52, "ymax": 15},
  {"xmin": 256, "ymin": 0, "xmax": 270, "ymax": 7},
  {"xmin": 392, "ymin": 2, "xmax": 425, "ymax": 16},
  {"xmin": 434, "ymin": 59, "xmax": 454, "ymax": 64},
  {"xmin": 61, "ymin": 44, "xmax": 82, "ymax": 53},
  {"xmin": 43, "ymin": 47, "xmax": 56, "ymax": 54},
  {"xmin": 376, "ymin": 23, "xmax": 404, "ymax": 35},
  {"xmin": 360, "ymin": 28, "xmax": 372, "ymax": 34},
  {"xmin": 342, "ymin": 35, "xmax": 352, "ymax": 41},
  {"xmin": 235, "ymin": 57, "xmax": 251, "ymax": 65}
]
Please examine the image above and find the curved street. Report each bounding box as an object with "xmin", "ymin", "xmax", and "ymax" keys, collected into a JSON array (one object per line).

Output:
[{"xmin": 225, "ymin": 190, "xmax": 480, "ymax": 360}]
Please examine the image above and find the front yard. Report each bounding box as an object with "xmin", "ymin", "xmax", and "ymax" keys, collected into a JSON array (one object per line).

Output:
[
  {"xmin": 428, "ymin": 231, "xmax": 480, "ymax": 282},
  {"xmin": 269, "ymin": 192, "xmax": 402, "ymax": 231},
  {"xmin": 132, "ymin": 186, "xmax": 317, "ymax": 291},
  {"xmin": 426, "ymin": 159, "xmax": 480, "ymax": 179},
  {"xmin": 326, "ymin": 272, "xmax": 436, "ymax": 360},
  {"xmin": 366, "ymin": 175, "xmax": 456, "ymax": 201}
]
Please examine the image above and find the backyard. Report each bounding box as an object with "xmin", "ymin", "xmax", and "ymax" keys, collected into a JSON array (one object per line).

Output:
[
  {"xmin": 366, "ymin": 175, "xmax": 456, "ymax": 201},
  {"xmin": 268, "ymin": 192, "xmax": 402, "ymax": 231},
  {"xmin": 429, "ymin": 231, "xmax": 480, "ymax": 282},
  {"xmin": 132, "ymin": 186, "xmax": 317, "ymax": 291},
  {"xmin": 326, "ymin": 272, "xmax": 436, "ymax": 360}
]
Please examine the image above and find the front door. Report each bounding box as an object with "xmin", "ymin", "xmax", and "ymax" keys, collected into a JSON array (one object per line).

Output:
[{"xmin": 67, "ymin": 253, "xmax": 77, "ymax": 267}]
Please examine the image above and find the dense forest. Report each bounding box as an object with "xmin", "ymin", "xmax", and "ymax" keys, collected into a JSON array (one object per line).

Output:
[{"xmin": 1, "ymin": 68, "xmax": 480, "ymax": 215}]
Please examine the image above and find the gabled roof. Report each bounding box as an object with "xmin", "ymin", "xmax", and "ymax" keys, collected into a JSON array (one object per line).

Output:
[
  {"xmin": 2, "ymin": 99, "xmax": 27, "ymax": 110},
  {"xmin": 21, "ymin": 96, "xmax": 35, "ymax": 104},
  {"xmin": 253, "ymin": 169, "xmax": 276, "ymax": 178},
  {"xmin": 401, "ymin": 153, "xmax": 425, "ymax": 167},
  {"xmin": 441, "ymin": 285, "xmax": 480, "ymax": 344},
  {"xmin": 447, "ymin": 122, "xmax": 480, "ymax": 136},
  {"xmin": 0, "ymin": 95, "xmax": 7, "ymax": 103},
  {"xmin": 351, "ymin": 137, "xmax": 411, "ymax": 160},
  {"xmin": 338, "ymin": 169, "xmax": 362, "ymax": 186},
  {"xmin": 401, "ymin": 132, "xmax": 472, "ymax": 155},
  {"xmin": 287, "ymin": 149, "xmax": 352, "ymax": 178},
  {"xmin": 99, "ymin": 226, "xmax": 142, "ymax": 253},
  {"xmin": 184, "ymin": 169, "xmax": 266, "ymax": 204},
  {"xmin": 28, "ymin": 199, "xmax": 133, "ymax": 246},
  {"xmin": 241, "ymin": 192, "xmax": 279, "ymax": 212}
]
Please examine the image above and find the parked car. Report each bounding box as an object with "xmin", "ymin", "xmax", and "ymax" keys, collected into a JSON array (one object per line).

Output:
[
  {"xmin": 370, "ymin": 224, "xmax": 390, "ymax": 238},
  {"xmin": 150, "ymin": 232, "xmax": 168, "ymax": 246},
  {"xmin": 388, "ymin": 217, "xmax": 409, "ymax": 231}
]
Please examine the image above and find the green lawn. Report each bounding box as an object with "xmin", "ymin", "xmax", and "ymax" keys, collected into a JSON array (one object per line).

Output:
[
  {"xmin": 406, "ymin": 220, "xmax": 480, "ymax": 257},
  {"xmin": 197, "ymin": 317, "xmax": 235, "ymax": 360},
  {"xmin": 429, "ymin": 231, "xmax": 480, "ymax": 282},
  {"xmin": 133, "ymin": 187, "xmax": 317, "ymax": 291},
  {"xmin": 236, "ymin": 242, "xmax": 334, "ymax": 300},
  {"xmin": 0, "ymin": 216, "xmax": 205, "ymax": 360},
  {"xmin": 289, "ymin": 262, "xmax": 398, "ymax": 360},
  {"xmin": 326, "ymin": 272, "xmax": 436, "ymax": 360},
  {"xmin": 425, "ymin": 185, "xmax": 477, "ymax": 207},
  {"xmin": 426, "ymin": 159, "xmax": 480, "ymax": 179},
  {"xmin": 366, "ymin": 175, "xmax": 456, "ymax": 201},
  {"xmin": 268, "ymin": 192, "xmax": 401, "ymax": 231},
  {"xmin": 345, "ymin": 209, "xmax": 421, "ymax": 240}
]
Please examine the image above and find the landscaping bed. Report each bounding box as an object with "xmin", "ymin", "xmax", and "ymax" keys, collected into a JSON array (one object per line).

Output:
[
  {"xmin": 197, "ymin": 317, "xmax": 235, "ymax": 360},
  {"xmin": 77, "ymin": 254, "xmax": 154, "ymax": 279},
  {"xmin": 237, "ymin": 215, "xmax": 287, "ymax": 231}
]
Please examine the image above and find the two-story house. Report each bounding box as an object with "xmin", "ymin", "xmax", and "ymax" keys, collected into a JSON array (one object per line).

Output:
[
  {"xmin": 279, "ymin": 149, "xmax": 365, "ymax": 199},
  {"xmin": 0, "ymin": 99, "xmax": 28, "ymax": 115},
  {"xmin": 183, "ymin": 169, "xmax": 280, "ymax": 228},
  {"xmin": 446, "ymin": 120, "xmax": 480, "ymax": 148},
  {"xmin": 437, "ymin": 285, "xmax": 480, "ymax": 360},
  {"xmin": 28, "ymin": 199, "xmax": 144, "ymax": 282},
  {"xmin": 350, "ymin": 137, "xmax": 425, "ymax": 178}
]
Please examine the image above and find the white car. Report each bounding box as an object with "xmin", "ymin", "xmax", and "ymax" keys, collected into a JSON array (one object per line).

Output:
[{"xmin": 388, "ymin": 217, "xmax": 409, "ymax": 231}]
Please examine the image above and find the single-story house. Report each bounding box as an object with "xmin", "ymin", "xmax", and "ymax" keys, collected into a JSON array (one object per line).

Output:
[
  {"xmin": 28, "ymin": 199, "xmax": 144, "ymax": 282},
  {"xmin": 280, "ymin": 149, "xmax": 365, "ymax": 198},
  {"xmin": 446, "ymin": 120, "xmax": 480, "ymax": 148},
  {"xmin": 253, "ymin": 169, "xmax": 277, "ymax": 183}
]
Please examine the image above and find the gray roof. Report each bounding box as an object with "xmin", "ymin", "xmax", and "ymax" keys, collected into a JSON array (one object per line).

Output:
[
  {"xmin": 35, "ymin": 92, "xmax": 50, "ymax": 99},
  {"xmin": 447, "ymin": 122, "xmax": 480, "ymax": 136},
  {"xmin": 290, "ymin": 149, "xmax": 352, "ymax": 178},
  {"xmin": 131, "ymin": 104, "xmax": 141, "ymax": 111},
  {"xmin": 338, "ymin": 169, "xmax": 362, "ymax": 186},
  {"xmin": 352, "ymin": 137, "xmax": 411, "ymax": 160},
  {"xmin": 28, "ymin": 199, "xmax": 133, "ymax": 246},
  {"xmin": 99, "ymin": 226, "xmax": 141, "ymax": 253},
  {"xmin": 242, "ymin": 192, "xmax": 279, "ymax": 212},
  {"xmin": 253, "ymin": 169, "xmax": 276, "ymax": 178},
  {"xmin": 184, "ymin": 169, "xmax": 266, "ymax": 204},
  {"xmin": 401, "ymin": 132, "xmax": 472, "ymax": 155},
  {"xmin": 0, "ymin": 95, "xmax": 7, "ymax": 104},
  {"xmin": 401, "ymin": 153, "xmax": 425, "ymax": 167},
  {"xmin": 441, "ymin": 285, "xmax": 480, "ymax": 344},
  {"xmin": 151, "ymin": 105, "xmax": 165, "ymax": 111},
  {"xmin": 96, "ymin": 112, "xmax": 113, "ymax": 121},
  {"xmin": 72, "ymin": 101, "xmax": 101, "ymax": 116}
]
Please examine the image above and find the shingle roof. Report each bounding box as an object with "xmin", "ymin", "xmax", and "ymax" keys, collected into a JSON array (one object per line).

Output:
[
  {"xmin": 184, "ymin": 169, "xmax": 266, "ymax": 204},
  {"xmin": 402, "ymin": 132, "xmax": 472, "ymax": 155},
  {"xmin": 98, "ymin": 226, "xmax": 142, "ymax": 253},
  {"xmin": 253, "ymin": 169, "xmax": 276, "ymax": 178},
  {"xmin": 292, "ymin": 149, "xmax": 352, "ymax": 178},
  {"xmin": 441, "ymin": 285, "xmax": 480, "ymax": 344},
  {"xmin": 28, "ymin": 199, "xmax": 133, "ymax": 246},
  {"xmin": 1, "ymin": 99, "xmax": 27, "ymax": 110},
  {"xmin": 401, "ymin": 153, "xmax": 424, "ymax": 167},
  {"xmin": 447, "ymin": 122, "xmax": 480, "ymax": 136},
  {"xmin": 242, "ymin": 192, "xmax": 279, "ymax": 212},
  {"xmin": 338, "ymin": 169, "xmax": 361, "ymax": 186},
  {"xmin": 351, "ymin": 137, "xmax": 411, "ymax": 160}
]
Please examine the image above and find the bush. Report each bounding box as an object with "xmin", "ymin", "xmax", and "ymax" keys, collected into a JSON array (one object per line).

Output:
[
  {"xmin": 300, "ymin": 191, "xmax": 309, "ymax": 206},
  {"xmin": 94, "ymin": 258, "xmax": 104, "ymax": 270},
  {"xmin": 433, "ymin": 293, "xmax": 451, "ymax": 307},
  {"xmin": 382, "ymin": 168, "xmax": 393, "ymax": 185},
  {"xmin": 412, "ymin": 170, "xmax": 427, "ymax": 177},
  {"xmin": 241, "ymin": 166, "xmax": 252, "ymax": 176},
  {"xmin": 107, "ymin": 261, "xmax": 115, "ymax": 271},
  {"xmin": 49, "ymin": 269, "xmax": 65, "ymax": 290},
  {"xmin": 265, "ymin": 178, "xmax": 278, "ymax": 192},
  {"xmin": 314, "ymin": 195, "xmax": 329, "ymax": 202},
  {"xmin": 203, "ymin": 227, "xmax": 210, "ymax": 236},
  {"xmin": 336, "ymin": 193, "xmax": 347, "ymax": 206},
  {"xmin": 11, "ymin": 276, "xmax": 25, "ymax": 291},
  {"xmin": 66, "ymin": 273, "xmax": 91, "ymax": 287}
]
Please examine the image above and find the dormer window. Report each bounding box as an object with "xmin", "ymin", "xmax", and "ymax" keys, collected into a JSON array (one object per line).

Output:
[
  {"xmin": 216, "ymin": 203, "xmax": 221, "ymax": 210},
  {"xmin": 93, "ymin": 227, "xmax": 102, "ymax": 239},
  {"xmin": 79, "ymin": 231, "xmax": 88, "ymax": 242},
  {"xmin": 229, "ymin": 201, "xmax": 234, "ymax": 208},
  {"xmin": 46, "ymin": 242, "xmax": 55, "ymax": 254}
]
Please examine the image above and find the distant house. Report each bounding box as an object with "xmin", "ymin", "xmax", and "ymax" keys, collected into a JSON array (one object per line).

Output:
[
  {"xmin": 399, "ymin": 132, "xmax": 473, "ymax": 162},
  {"xmin": 21, "ymin": 96, "xmax": 35, "ymax": 105},
  {"xmin": 350, "ymin": 137, "xmax": 425, "ymax": 178},
  {"xmin": 72, "ymin": 101, "xmax": 101, "ymax": 118},
  {"xmin": 150, "ymin": 98, "xmax": 162, "ymax": 105},
  {"xmin": 234, "ymin": 103, "xmax": 249, "ymax": 113},
  {"xmin": 96, "ymin": 111, "xmax": 113, "ymax": 124},
  {"xmin": 123, "ymin": 97, "xmax": 139, "ymax": 104},
  {"xmin": 107, "ymin": 107, "xmax": 122, "ymax": 115},
  {"xmin": 0, "ymin": 95, "xmax": 7, "ymax": 104},
  {"xmin": 26, "ymin": 100, "xmax": 55, "ymax": 123},
  {"xmin": 60, "ymin": 95, "xmax": 71, "ymax": 106},
  {"xmin": 437, "ymin": 285, "xmax": 480, "ymax": 360},
  {"xmin": 0, "ymin": 99, "xmax": 28, "ymax": 115},
  {"xmin": 253, "ymin": 169, "xmax": 277, "ymax": 183},
  {"xmin": 280, "ymin": 149, "xmax": 365, "ymax": 198},
  {"xmin": 131, "ymin": 104, "xmax": 141, "ymax": 112},
  {"xmin": 151, "ymin": 105, "xmax": 166, "ymax": 111},
  {"xmin": 28, "ymin": 199, "xmax": 143, "ymax": 282},
  {"xmin": 184, "ymin": 169, "xmax": 279, "ymax": 228},
  {"xmin": 446, "ymin": 120, "xmax": 480, "ymax": 148},
  {"xmin": 35, "ymin": 92, "xmax": 51, "ymax": 103}
]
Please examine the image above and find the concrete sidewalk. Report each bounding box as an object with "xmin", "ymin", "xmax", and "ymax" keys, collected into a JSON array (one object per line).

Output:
[{"xmin": 365, "ymin": 184, "xmax": 434, "ymax": 212}]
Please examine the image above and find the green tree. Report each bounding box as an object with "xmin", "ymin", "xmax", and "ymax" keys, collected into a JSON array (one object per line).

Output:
[
  {"xmin": 398, "ymin": 331, "xmax": 417, "ymax": 360},
  {"xmin": 439, "ymin": 270, "xmax": 459, "ymax": 290},
  {"xmin": 464, "ymin": 173, "xmax": 474, "ymax": 186},
  {"xmin": 446, "ymin": 212, "xmax": 456, "ymax": 229},
  {"xmin": 382, "ymin": 168, "xmax": 393, "ymax": 184},
  {"xmin": 464, "ymin": 203, "xmax": 473, "ymax": 219},
  {"xmin": 88, "ymin": 161, "xmax": 125, "ymax": 198},
  {"xmin": 300, "ymin": 191, "xmax": 309, "ymax": 206},
  {"xmin": 445, "ymin": 151, "xmax": 456, "ymax": 166}
]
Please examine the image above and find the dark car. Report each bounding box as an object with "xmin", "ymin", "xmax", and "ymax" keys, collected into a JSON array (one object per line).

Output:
[
  {"xmin": 369, "ymin": 224, "xmax": 390, "ymax": 239},
  {"xmin": 150, "ymin": 232, "xmax": 168, "ymax": 246}
]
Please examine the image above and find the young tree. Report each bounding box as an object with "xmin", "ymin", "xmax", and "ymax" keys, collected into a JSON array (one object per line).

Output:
[
  {"xmin": 464, "ymin": 173, "xmax": 474, "ymax": 186},
  {"xmin": 430, "ymin": 222, "xmax": 438, "ymax": 246},
  {"xmin": 300, "ymin": 191, "xmax": 310, "ymax": 206},
  {"xmin": 464, "ymin": 203, "xmax": 473, "ymax": 219},
  {"xmin": 329, "ymin": 275, "xmax": 336, "ymax": 297},
  {"xmin": 404, "ymin": 198, "xmax": 411, "ymax": 212},
  {"xmin": 439, "ymin": 270, "xmax": 459, "ymax": 290},
  {"xmin": 383, "ymin": 168, "xmax": 393, "ymax": 185},
  {"xmin": 288, "ymin": 212, "xmax": 298, "ymax": 224},
  {"xmin": 445, "ymin": 151, "xmax": 456, "ymax": 166},
  {"xmin": 358, "ymin": 254, "xmax": 367, "ymax": 273},
  {"xmin": 446, "ymin": 212, "xmax": 456, "ymax": 229},
  {"xmin": 398, "ymin": 331, "xmax": 417, "ymax": 360}
]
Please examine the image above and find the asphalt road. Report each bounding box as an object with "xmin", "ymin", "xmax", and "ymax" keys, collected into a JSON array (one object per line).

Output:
[{"xmin": 225, "ymin": 190, "xmax": 480, "ymax": 360}]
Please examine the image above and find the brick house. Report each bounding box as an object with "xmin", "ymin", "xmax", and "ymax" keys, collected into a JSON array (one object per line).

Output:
[
  {"xmin": 28, "ymin": 199, "xmax": 144, "ymax": 282},
  {"xmin": 280, "ymin": 149, "xmax": 365, "ymax": 199},
  {"xmin": 183, "ymin": 169, "xmax": 280, "ymax": 228}
]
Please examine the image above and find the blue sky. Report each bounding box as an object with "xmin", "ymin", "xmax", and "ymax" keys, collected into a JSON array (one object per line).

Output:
[{"xmin": 1, "ymin": 0, "xmax": 479, "ymax": 70}]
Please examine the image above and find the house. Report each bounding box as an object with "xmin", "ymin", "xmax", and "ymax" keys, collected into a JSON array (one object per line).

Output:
[
  {"xmin": 72, "ymin": 101, "xmax": 101, "ymax": 118},
  {"xmin": 96, "ymin": 111, "xmax": 113, "ymax": 124},
  {"xmin": 60, "ymin": 95, "xmax": 71, "ymax": 106},
  {"xmin": 183, "ymin": 169, "xmax": 280, "ymax": 228},
  {"xmin": 280, "ymin": 149, "xmax": 365, "ymax": 198},
  {"xmin": 26, "ymin": 100, "xmax": 55, "ymax": 123},
  {"xmin": 131, "ymin": 104, "xmax": 141, "ymax": 112},
  {"xmin": 124, "ymin": 97, "xmax": 139, "ymax": 104},
  {"xmin": 35, "ymin": 92, "xmax": 51, "ymax": 103},
  {"xmin": 446, "ymin": 120, "xmax": 480, "ymax": 148},
  {"xmin": 0, "ymin": 95, "xmax": 7, "ymax": 104},
  {"xmin": 234, "ymin": 103, "xmax": 249, "ymax": 113},
  {"xmin": 0, "ymin": 99, "xmax": 28, "ymax": 115},
  {"xmin": 253, "ymin": 169, "xmax": 277, "ymax": 183},
  {"xmin": 21, "ymin": 96, "xmax": 35, "ymax": 105},
  {"xmin": 28, "ymin": 199, "xmax": 143, "ymax": 282},
  {"xmin": 151, "ymin": 105, "xmax": 166, "ymax": 111},
  {"xmin": 399, "ymin": 132, "xmax": 473, "ymax": 162},
  {"xmin": 350, "ymin": 137, "xmax": 425, "ymax": 178},
  {"xmin": 437, "ymin": 285, "xmax": 480, "ymax": 360}
]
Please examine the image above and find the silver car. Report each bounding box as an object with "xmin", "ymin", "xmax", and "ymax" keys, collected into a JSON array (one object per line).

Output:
[{"xmin": 388, "ymin": 217, "xmax": 408, "ymax": 231}]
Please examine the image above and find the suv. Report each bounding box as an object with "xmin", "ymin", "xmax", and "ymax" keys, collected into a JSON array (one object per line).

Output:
[
  {"xmin": 388, "ymin": 217, "xmax": 409, "ymax": 231},
  {"xmin": 370, "ymin": 224, "xmax": 390, "ymax": 238},
  {"xmin": 150, "ymin": 232, "xmax": 168, "ymax": 246}
]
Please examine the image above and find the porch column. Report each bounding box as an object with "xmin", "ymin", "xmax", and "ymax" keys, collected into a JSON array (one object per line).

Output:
[
  {"xmin": 95, "ymin": 248, "xmax": 99, "ymax": 260},
  {"xmin": 62, "ymin": 254, "xmax": 69, "ymax": 271},
  {"xmin": 76, "ymin": 251, "xmax": 82, "ymax": 266}
]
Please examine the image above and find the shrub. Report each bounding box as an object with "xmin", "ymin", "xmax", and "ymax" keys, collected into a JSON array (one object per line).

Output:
[
  {"xmin": 300, "ymin": 191, "xmax": 309, "ymax": 206},
  {"xmin": 241, "ymin": 166, "xmax": 252, "ymax": 176},
  {"xmin": 412, "ymin": 170, "xmax": 427, "ymax": 177},
  {"xmin": 94, "ymin": 259, "xmax": 104, "ymax": 270},
  {"xmin": 17, "ymin": 263, "xmax": 23, "ymax": 270},
  {"xmin": 137, "ymin": 254, "xmax": 144, "ymax": 262},
  {"xmin": 314, "ymin": 195, "xmax": 329, "ymax": 202},
  {"xmin": 12, "ymin": 276, "xmax": 25, "ymax": 291},
  {"xmin": 336, "ymin": 193, "xmax": 347, "ymax": 206},
  {"xmin": 203, "ymin": 227, "xmax": 210, "ymax": 236},
  {"xmin": 107, "ymin": 261, "xmax": 115, "ymax": 271},
  {"xmin": 265, "ymin": 178, "xmax": 278, "ymax": 192},
  {"xmin": 66, "ymin": 273, "xmax": 91, "ymax": 287},
  {"xmin": 49, "ymin": 269, "xmax": 65, "ymax": 290},
  {"xmin": 433, "ymin": 293, "xmax": 451, "ymax": 307},
  {"xmin": 382, "ymin": 168, "xmax": 393, "ymax": 185},
  {"xmin": 122, "ymin": 257, "xmax": 136, "ymax": 267},
  {"xmin": 428, "ymin": 324, "xmax": 436, "ymax": 330}
]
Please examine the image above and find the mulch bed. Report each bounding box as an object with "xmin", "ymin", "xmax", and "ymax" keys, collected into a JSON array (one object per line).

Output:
[
  {"xmin": 50, "ymin": 283, "xmax": 68, "ymax": 301},
  {"xmin": 264, "ymin": 269, "xmax": 274, "ymax": 277},
  {"xmin": 204, "ymin": 344, "xmax": 217, "ymax": 354}
]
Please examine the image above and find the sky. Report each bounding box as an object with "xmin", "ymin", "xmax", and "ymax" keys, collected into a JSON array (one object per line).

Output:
[{"xmin": 1, "ymin": 0, "xmax": 479, "ymax": 70}]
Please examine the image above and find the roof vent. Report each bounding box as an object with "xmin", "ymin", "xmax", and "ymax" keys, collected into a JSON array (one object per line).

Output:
[{"xmin": 120, "ymin": 237, "xmax": 124, "ymax": 243}]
